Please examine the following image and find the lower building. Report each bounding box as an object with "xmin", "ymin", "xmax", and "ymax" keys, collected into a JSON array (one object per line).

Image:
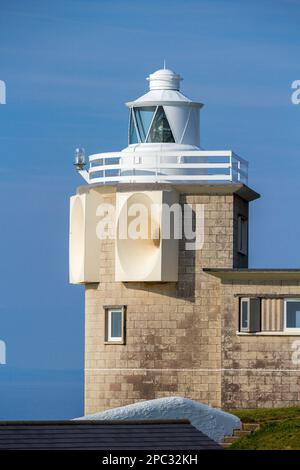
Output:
[{"xmin": 81, "ymin": 183, "xmax": 300, "ymax": 414}]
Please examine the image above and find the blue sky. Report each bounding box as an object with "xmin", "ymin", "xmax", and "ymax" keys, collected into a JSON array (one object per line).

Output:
[{"xmin": 0, "ymin": 0, "xmax": 300, "ymax": 418}]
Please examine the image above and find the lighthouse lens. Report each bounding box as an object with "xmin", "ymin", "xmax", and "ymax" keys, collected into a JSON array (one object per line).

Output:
[
  {"xmin": 129, "ymin": 106, "xmax": 175, "ymax": 144},
  {"xmin": 147, "ymin": 106, "xmax": 175, "ymax": 143}
]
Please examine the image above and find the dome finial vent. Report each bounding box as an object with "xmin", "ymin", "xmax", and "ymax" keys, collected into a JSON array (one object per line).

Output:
[{"xmin": 147, "ymin": 67, "xmax": 182, "ymax": 91}]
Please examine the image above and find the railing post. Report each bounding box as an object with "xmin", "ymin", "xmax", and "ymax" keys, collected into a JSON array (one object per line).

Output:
[{"xmin": 229, "ymin": 154, "xmax": 233, "ymax": 182}]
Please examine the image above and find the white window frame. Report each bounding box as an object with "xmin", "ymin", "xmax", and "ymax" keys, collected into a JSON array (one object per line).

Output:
[
  {"xmin": 108, "ymin": 308, "xmax": 123, "ymax": 342},
  {"xmin": 240, "ymin": 297, "xmax": 250, "ymax": 332},
  {"xmin": 284, "ymin": 298, "xmax": 300, "ymax": 332},
  {"xmin": 104, "ymin": 306, "xmax": 126, "ymax": 344},
  {"xmin": 238, "ymin": 215, "xmax": 248, "ymax": 256}
]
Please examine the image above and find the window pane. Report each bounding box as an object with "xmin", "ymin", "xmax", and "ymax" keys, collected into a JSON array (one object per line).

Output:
[
  {"xmin": 110, "ymin": 311, "xmax": 122, "ymax": 338},
  {"xmin": 238, "ymin": 216, "xmax": 248, "ymax": 255},
  {"xmin": 241, "ymin": 301, "xmax": 248, "ymax": 329},
  {"xmin": 134, "ymin": 107, "xmax": 156, "ymax": 142},
  {"xmin": 147, "ymin": 106, "xmax": 175, "ymax": 143},
  {"xmin": 129, "ymin": 111, "xmax": 139, "ymax": 144},
  {"xmin": 286, "ymin": 301, "xmax": 300, "ymax": 328},
  {"xmin": 242, "ymin": 220, "xmax": 248, "ymax": 252}
]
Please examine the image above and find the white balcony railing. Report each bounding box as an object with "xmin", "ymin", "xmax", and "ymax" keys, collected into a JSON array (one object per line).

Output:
[{"xmin": 83, "ymin": 150, "xmax": 248, "ymax": 185}]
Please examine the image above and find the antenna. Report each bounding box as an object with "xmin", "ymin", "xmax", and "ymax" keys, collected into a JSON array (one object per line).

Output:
[{"xmin": 163, "ymin": 59, "xmax": 166, "ymax": 69}]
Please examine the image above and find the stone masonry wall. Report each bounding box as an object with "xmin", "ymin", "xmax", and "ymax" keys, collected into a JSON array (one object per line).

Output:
[
  {"xmin": 221, "ymin": 280, "xmax": 300, "ymax": 409},
  {"xmin": 84, "ymin": 187, "xmax": 241, "ymax": 415}
]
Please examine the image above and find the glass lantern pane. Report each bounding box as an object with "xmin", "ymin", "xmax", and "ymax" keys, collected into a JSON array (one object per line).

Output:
[
  {"xmin": 134, "ymin": 107, "xmax": 156, "ymax": 142},
  {"xmin": 129, "ymin": 110, "xmax": 139, "ymax": 144},
  {"xmin": 147, "ymin": 106, "xmax": 175, "ymax": 143}
]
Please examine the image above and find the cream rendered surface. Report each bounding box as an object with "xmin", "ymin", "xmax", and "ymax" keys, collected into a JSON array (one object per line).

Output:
[
  {"xmin": 115, "ymin": 189, "xmax": 179, "ymax": 282},
  {"xmin": 69, "ymin": 189, "xmax": 105, "ymax": 284}
]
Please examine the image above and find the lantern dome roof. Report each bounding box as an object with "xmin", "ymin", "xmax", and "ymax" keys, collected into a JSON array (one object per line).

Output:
[
  {"xmin": 126, "ymin": 68, "xmax": 202, "ymax": 108},
  {"xmin": 147, "ymin": 68, "xmax": 182, "ymax": 91}
]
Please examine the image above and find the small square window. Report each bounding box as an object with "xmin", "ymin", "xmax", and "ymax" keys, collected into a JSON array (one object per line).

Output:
[
  {"xmin": 238, "ymin": 215, "xmax": 248, "ymax": 256},
  {"xmin": 104, "ymin": 306, "xmax": 126, "ymax": 344},
  {"xmin": 284, "ymin": 299, "xmax": 300, "ymax": 331}
]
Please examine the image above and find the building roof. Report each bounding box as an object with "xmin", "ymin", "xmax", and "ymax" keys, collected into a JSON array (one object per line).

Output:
[
  {"xmin": 126, "ymin": 67, "xmax": 203, "ymax": 108},
  {"xmin": 204, "ymin": 268, "xmax": 300, "ymax": 281},
  {"xmin": 0, "ymin": 419, "xmax": 222, "ymax": 450}
]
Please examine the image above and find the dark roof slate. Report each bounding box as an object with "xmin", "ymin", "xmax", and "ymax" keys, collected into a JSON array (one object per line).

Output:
[{"xmin": 0, "ymin": 419, "xmax": 222, "ymax": 450}]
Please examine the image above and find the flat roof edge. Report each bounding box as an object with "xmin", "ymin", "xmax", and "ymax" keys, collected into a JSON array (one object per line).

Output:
[{"xmin": 204, "ymin": 268, "xmax": 300, "ymax": 281}]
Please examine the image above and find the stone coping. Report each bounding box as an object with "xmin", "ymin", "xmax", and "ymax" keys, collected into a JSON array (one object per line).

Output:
[{"xmin": 204, "ymin": 268, "xmax": 300, "ymax": 281}]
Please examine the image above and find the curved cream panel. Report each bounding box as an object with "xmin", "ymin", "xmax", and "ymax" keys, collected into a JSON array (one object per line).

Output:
[
  {"xmin": 115, "ymin": 189, "xmax": 179, "ymax": 282},
  {"xmin": 117, "ymin": 193, "xmax": 161, "ymax": 280},
  {"xmin": 69, "ymin": 190, "xmax": 104, "ymax": 284}
]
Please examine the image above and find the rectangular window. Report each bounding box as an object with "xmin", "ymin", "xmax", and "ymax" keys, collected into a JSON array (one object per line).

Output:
[
  {"xmin": 239, "ymin": 297, "xmax": 261, "ymax": 333},
  {"xmin": 284, "ymin": 299, "xmax": 300, "ymax": 331},
  {"xmin": 240, "ymin": 298, "xmax": 250, "ymax": 332},
  {"xmin": 238, "ymin": 215, "xmax": 248, "ymax": 255},
  {"xmin": 104, "ymin": 306, "xmax": 126, "ymax": 344}
]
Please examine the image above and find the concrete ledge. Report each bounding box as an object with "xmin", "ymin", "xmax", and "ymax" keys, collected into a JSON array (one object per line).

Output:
[
  {"xmin": 204, "ymin": 268, "xmax": 300, "ymax": 281},
  {"xmin": 77, "ymin": 183, "xmax": 260, "ymax": 201}
]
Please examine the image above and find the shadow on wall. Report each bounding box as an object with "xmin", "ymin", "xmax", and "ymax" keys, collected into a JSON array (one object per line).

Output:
[{"xmin": 123, "ymin": 198, "xmax": 196, "ymax": 303}]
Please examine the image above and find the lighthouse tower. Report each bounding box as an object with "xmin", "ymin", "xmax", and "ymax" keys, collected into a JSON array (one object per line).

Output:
[{"xmin": 69, "ymin": 68, "xmax": 259, "ymax": 414}]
